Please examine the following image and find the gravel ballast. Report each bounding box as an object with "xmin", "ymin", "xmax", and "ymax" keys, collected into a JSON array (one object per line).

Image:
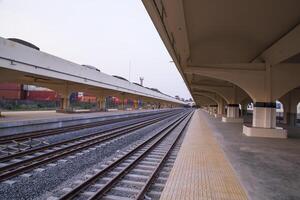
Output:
[{"xmin": 0, "ymin": 112, "xmax": 183, "ymax": 200}]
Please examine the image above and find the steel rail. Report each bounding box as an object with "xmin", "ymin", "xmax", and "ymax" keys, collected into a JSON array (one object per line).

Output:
[
  {"xmin": 0, "ymin": 109, "xmax": 177, "ymax": 144},
  {"xmin": 135, "ymin": 110, "xmax": 194, "ymax": 199},
  {"xmin": 0, "ymin": 111, "xmax": 182, "ymax": 182},
  {"xmin": 58, "ymin": 110, "xmax": 192, "ymax": 200},
  {"xmin": 89, "ymin": 111, "xmax": 193, "ymax": 200},
  {"xmin": 0, "ymin": 110, "xmax": 180, "ymax": 163}
]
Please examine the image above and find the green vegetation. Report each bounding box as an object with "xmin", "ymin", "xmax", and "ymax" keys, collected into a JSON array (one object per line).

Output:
[
  {"xmin": 0, "ymin": 100, "xmax": 97, "ymax": 111},
  {"xmin": 0, "ymin": 100, "xmax": 57, "ymax": 111}
]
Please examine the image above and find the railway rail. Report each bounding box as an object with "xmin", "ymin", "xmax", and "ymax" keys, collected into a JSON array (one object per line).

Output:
[
  {"xmin": 56, "ymin": 109, "xmax": 193, "ymax": 200},
  {"xmin": 0, "ymin": 110, "xmax": 184, "ymax": 182},
  {"xmin": 0, "ymin": 109, "xmax": 178, "ymax": 145}
]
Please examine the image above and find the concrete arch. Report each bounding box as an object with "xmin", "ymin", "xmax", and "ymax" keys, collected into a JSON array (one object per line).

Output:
[
  {"xmin": 191, "ymin": 83, "xmax": 250, "ymax": 104},
  {"xmin": 186, "ymin": 63, "xmax": 300, "ymax": 103},
  {"xmin": 193, "ymin": 94, "xmax": 217, "ymax": 106},
  {"xmin": 142, "ymin": 0, "xmax": 299, "ymax": 137},
  {"xmin": 193, "ymin": 91, "xmax": 225, "ymax": 105},
  {"xmin": 279, "ymin": 87, "xmax": 300, "ymax": 126},
  {"xmin": 192, "ymin": 86, "xmax": 230, "ymax": 104},
  {"xmin": 185, "ymin": 65, "xmax": 263, "ymax": 102},
  {"xmin": 239, "ymin": 97, "xmax": 253, "ymax": 121},
  {"xmin": 273, "ymin": 64, "xmax": 300, "ymax": 101},
  {"xmin": 190, "ymin": 74, "xmax": 251, "ymax": 104},
  {"xmin": 240, "ymin": 96, "xmax": 253, "ymax": 107},
  {"xmin": 194, "ymin": 94, "xmax": 218, "ymax": 105},
  {"xmin": 194, "ymin": 91, "xmax": 226, "ymax": 116}
]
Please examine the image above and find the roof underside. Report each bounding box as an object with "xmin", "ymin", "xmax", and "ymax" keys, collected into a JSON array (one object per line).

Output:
[{"xmin": 143, "ymin": 0, "xmax": 300, "ymax": 105}]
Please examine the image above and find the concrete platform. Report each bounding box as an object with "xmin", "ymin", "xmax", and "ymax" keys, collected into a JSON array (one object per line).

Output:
[
  {"xmin": 243, "ymin": 125, "xmax": 287, "ymax": 139},
  {"xmin": 214, "ymin": 113, "xmax": 224, "ymax": 118},
  {"xmin": 161, "ymin": 109, "xmax": 300, "ymax": 200},
  {"xmin": 0, "ymin": 110, "xmax": 132, "ymax": 124},
  {"xmin": 160, "ymin": 109, "xmax": 248, "ymax": 200},
  {"xmin": 222, "ymin": 116, "xmax": 244, "ymax": 123},
  {"xmin": 0, "ymin": 109, "xmax": 170, "ymax": 135},
  {"xmin": 199, "ymin": 110, "xmax": 300, "ymax": 200}
]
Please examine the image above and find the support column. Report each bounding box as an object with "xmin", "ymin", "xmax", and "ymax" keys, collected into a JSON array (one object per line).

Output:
[
  {"xmin": 215, "ymin": 101, "xmax": 224, "ymax": 118},
  {"xmin": 222, "ymin": 104, "xmax": 243, "ymax": 123},
  {"xmin": 242, "ymin": 64, "xmax": 287, "ymax": 138},
  {"xmin": 207, "ymin": 106, "xmax": 212, "ymax": 114},
  {"xmin": 56, "ymin": 83, "xmax": 73, "ymax": 113},
  {"xmin": 287, "ymin": 108, "xmax": 297, "ymax": 127},
  {"xmin": 243, "ymin": 102, "xmax": 287, "ymax": 138},
  {"xmin": 203, "ymin": 105, "xmax": 209, "ymax": 113},
  {"xmin": 241, "ymin": 103, "xmax": 249, "ymax": 117},
  {"xmin": 227, "ymin": 104, "xmax": 239, "ymax": 118},
  {"xmin": 121, "ymin": 93, "xmax": 125, "ymax": 111},
  {"xmin": 58, "ymin": 93, "xmax": 72, "ymax": 112},
  {"xmin": 286, "ymin": 99, "xmax": 297, "ymax": 128},
  {"xmin": 96, "ymin": 96, "xmax": 106, "ymax": 111},
  {"xmin": 209, "ymin": 105, "xmax": 217, "ymax": 115},
  {"xmin": 138, "ymin": 97, "xmax": 144, "ymax": 109},
  {"xmin": 252, "ymin": 102, "xmax": 276, "ymax": 128}
]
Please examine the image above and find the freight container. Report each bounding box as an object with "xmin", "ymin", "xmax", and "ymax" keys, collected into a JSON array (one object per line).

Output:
[
  {"xmin": 0, "ymin": 83, "xmax": 21, "ymax": 90},
  {"xmin": 0, "ymin": 90, "xmax": 21, "ymax": 100},
  {"xmin": 26, "ymin": 90, "xmax": 59, "ymax": 101},
  {"xmin": 0, "ymin": 83, "xmax": 22, "ymax": 100}
]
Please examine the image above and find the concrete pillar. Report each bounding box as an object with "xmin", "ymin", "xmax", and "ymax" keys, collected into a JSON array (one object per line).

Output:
[
  {"xmin": 209, "ymin": 105, "xmax": 217, "ymax": 115},
  {"xmin": 227, "ymin": 104, "xmax": 240, "ymax": 118},
  {"xmin": 59, "ymin": 93, "xmax": 72, "ymax": 112},
  {"xmin": 241, "ymin": 103, "xmax": 249, "ymax": 116},
  {"xmin": 242, "ymin": 66, "xmax": 288, "ymax": 137},
  {"xmin": 207, "ymin": 106, "xmax": 211, "ymax": 114},
  {"xmin": 243, "ymin": 102, "xmax": 287, "ymax": 138},
  {"xmin": 56, "ymin": 83, "xmax": 73, "ymax": 112},
  {"xmin": 138, "ymin": 98, "xmax": 144, "ymax": 109},
  {"xmin": 279, "ymin": 89, "xmax": 299, "ymax": 127},
  {"xmin": 252, "ymin": 102, "xmax": 276, "ymax": 128},
  {"xmin": 133, "ymin": 99, "xmax": 137, "ymax": 110},
  {"xmin": 208, "ymin": 107, "xmax": 212, "ymax": 114},
  {"xmin": 121, "ymin": 94, "xmax": 125, "ymax": 110},
  {"xmin": 222, "ymin": 104, "xmax": 243, "ymax": 123},
  {"xmin": 287, "ymin": 111, "xmax": 297, "ymax": 127},
  {"xmin": 285, "ymin": 103, "xmax": 297, "ymax": 127},
  {"xmin": 96, "ymin": 96, "xmax": 106, "ymax": 111},
  {"xmin": 216, "ymin": 101, "xmax": 224, "ymax": 117}
]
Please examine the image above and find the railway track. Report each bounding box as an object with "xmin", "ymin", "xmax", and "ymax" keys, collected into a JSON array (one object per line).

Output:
[
  {"xmin": 0, "ymin": 110, "xmax": 184, "ymax": 182},
  {"xmin": 55, "ymin": 109, "xmax": 193, "ymax": 200},
  {"xmin": 0, "ymin": 110, "xmax": 179, "ymax": 162},
  {"xmin": 0, "ymin": 109, "xmax": 179, "ymax": 145}
]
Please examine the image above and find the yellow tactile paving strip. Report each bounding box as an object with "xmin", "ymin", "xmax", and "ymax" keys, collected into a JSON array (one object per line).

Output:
[{"xmin": 160, "ymin": 110, "xmax": 248, "ymax": 200}]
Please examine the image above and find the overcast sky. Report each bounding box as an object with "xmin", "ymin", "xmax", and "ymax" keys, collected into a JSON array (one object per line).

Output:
[{"xmin": 0, "ymin": 0, "xmax": 191, "ymax": 99}]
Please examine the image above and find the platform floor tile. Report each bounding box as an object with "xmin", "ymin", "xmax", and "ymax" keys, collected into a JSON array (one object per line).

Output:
[{"xmin": 160, "ymin": 110, "xmax": 248, "ymax": 200}]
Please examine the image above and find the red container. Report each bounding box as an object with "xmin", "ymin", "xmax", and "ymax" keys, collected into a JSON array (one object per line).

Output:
[
  {"xmin": 0, "ymin": 83, "xmax": 22, "ymax": 99},
  {"xmin": 0, "ymin": 83, "xmax": 21, "ymax": 90},
  {"xmin": 26, "ymin": 91, "xmax": 59, "ymax": 101},
  {"xmin": 0, "ymin": 90, "xmax": 21, "ymax": 100},
  {"xmin": 79, "ymin": 93, "xmax": 96, "ymax": 103}
]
